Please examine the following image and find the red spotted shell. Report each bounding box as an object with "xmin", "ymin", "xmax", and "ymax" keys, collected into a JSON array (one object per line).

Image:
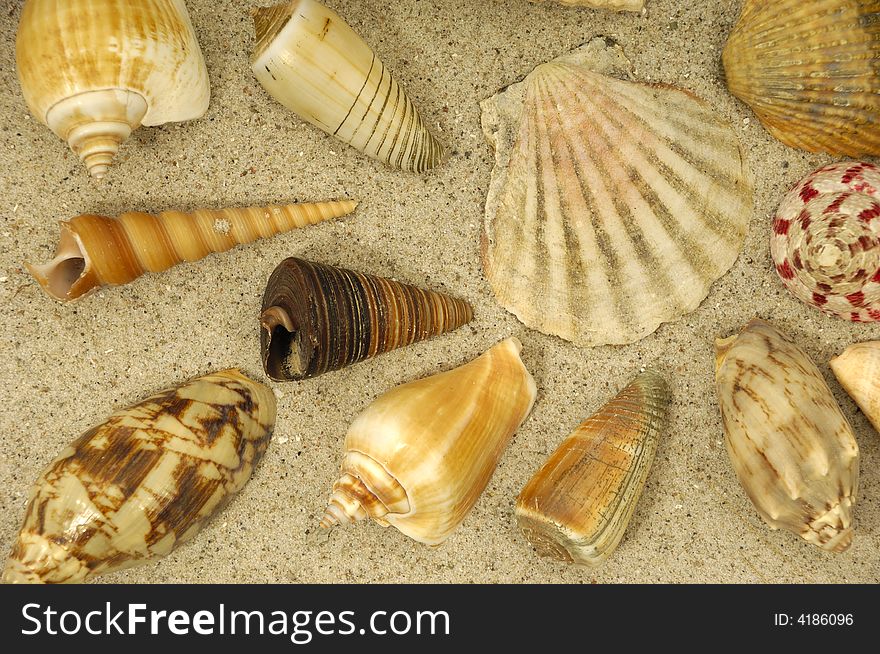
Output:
[{"xmin": 770, "ymin": 162, "xmax": 880, "ymax": 322}]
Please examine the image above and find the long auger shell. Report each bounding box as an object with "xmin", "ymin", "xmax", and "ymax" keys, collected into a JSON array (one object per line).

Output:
[
  {"xmin": 260, "ymin": 257, "xmax": 473, "ymax": 381},
  {"xmin": 3, "ymin": 369, "xmax": 276, "ymax": 584}
]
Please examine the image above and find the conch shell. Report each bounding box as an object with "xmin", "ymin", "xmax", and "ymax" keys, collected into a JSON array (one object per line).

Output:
[
  {"xmin": 722, "ymin": 0, "xmax": 880, "ymax": 157},
  {"xmin": 250, "ymin": 0, "xmax": 444, "ymax": 172},
  {"xmin": 715, "ymin": 319, "xmax": 859, "ymax": 552},
  {"xmin": 320, "ymin": 337, "xmax": 537, "ymax": 545},
  {"xmin": 16, "ymin": 0, "xmax": 211, "ymax": 178},
  {"xmin": 3, "ymin": 369, "xmax": 275, "ymax": 584},
  {"xmin": 830, "ymin": 341, "xmax": 880, "ymax": 433},
  {"xmin": 529, "ymin": 0, "xmax": 644, "ymax": 10},
  {"xmin": 26, "ymin": 200, "xmax": 357, "ymax": 302},
  {"xmin": 480, "ymin": 38, "xmax": 753, "ymax": 346},
  {"xmin": 516, "ymin": 370, "xmax": 668, "ymax": 566},
  {"xmin": 770, "ymin": 162, "xmax": 880, "ymax": 321},
  {"xmin": 260, "ymin": 257, "xmax": 473, "ymax": 381}
]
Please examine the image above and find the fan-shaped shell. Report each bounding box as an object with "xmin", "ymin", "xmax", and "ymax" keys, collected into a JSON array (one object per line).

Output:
[
  {"xmin": 3, "ymin": 369, "xmax": 275, "ymax": 584},
  {"xmin": 770, "ymin": 162, "xmax": 880, "ymax": 321},
  {"xmin": 480, "ymin": 39, "xmax": 753, "ymax": 346},
  {"xmin": 830, "ymin": 341, "xmax": 880, "ymax": 433},
  {"xmin": 320, "ymin": 337, "xmax": 537, "ymax": 545},
  {"xmin": 26, "ymin": 200, "xmax": 357, "ymax": 302},
  {"xmin": 251, "ymin": 0, "xmax": 443, "ymax": 172},
  {"xmin": 516, "ymin": 370, "xmax": 668, "ymax": 566},
  {"xmin": 16, "ymin": 0, "xmax": 210, "ymax": 178},
  {"xmin": 715, "ymin": 319, "xmax": 859, "ymax": 552},
  {"xmin": 722, "ymin": 0, "xmax": 880, "ymax": 157},
  {"xmin": 260, "ymin": 258, "xmax": 473, "ymax": 380}
]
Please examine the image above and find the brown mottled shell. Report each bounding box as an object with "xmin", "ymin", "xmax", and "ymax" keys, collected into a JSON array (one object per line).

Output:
[
  {"xmin": 260, "ymin": 257, "xmax": 473, "ymax": 381},
  {"xmin": 770, "ymin": 162, "xmax": 880, "ymax": 321},
  {"xmin": 715, "ymin": 319, "xmax": 859, "ymax": 552},
  {"xmin": 26, "ymin": 200, "xmax": 357, "ymax": 302},
  {"xmin": 3, "ymin": 369, "xmax": 276, "ymax": 584},
  {"xmin": 515, "ymin": 370, "xmax": 668, "ymax": 566},
  {"xmin": 722, "ymin": 0, "xmax": 880, "ymax": 156},
  {"xmin": 830, "ymin": 341, "xmax": 880, "ymax": 433}
]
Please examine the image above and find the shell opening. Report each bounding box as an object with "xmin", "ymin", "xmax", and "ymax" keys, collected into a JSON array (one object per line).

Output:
[
  {"xmin": 260, "ymin": 305, "xmax": 305, "ymax": 380},
  {"xmin": 25, "ymin": 224, "xmax": 95, "ymax": 301}
]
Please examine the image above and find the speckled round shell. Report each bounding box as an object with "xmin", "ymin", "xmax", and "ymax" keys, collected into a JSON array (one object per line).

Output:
[
  {"xmin": 722, "ymin": 0, "xmax": 880, "ymax": 157},
  {"xmin": 770, "ymin": 161, "xmax": 880, "ymax": 321}
]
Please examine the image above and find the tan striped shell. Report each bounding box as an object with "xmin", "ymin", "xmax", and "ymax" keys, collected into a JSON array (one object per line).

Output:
[
  {"xmin": 480, "ymin": 39, "xmax": 753, "ymax": 346},
  {"xmin": 26, "ymin": 200, "xmax": 357, "ymax": 301},
  {"xmin": 3, "ymin": 369, "xmax": 275, "ymax": 584},
  {"xmin": 250, "ymin": 0, "xmax": 444, "ymax": 172}
]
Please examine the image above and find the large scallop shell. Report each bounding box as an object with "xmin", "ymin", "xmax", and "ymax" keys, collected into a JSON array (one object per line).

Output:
[
  {"xmin": 251, "ymin": 0, "xmax": 444, "ymax": 172},
  {"xmin": 3, "ymin": 369, "xmax": 276, "ymax": 584},
  {"xmin": 260, "ymin": 257, "xmax": 473, "ymax": 381},
  {"xmin": 320, "ymin": 337, "xmax": 537, "ymax": 545},
  {"xmin": 480, "ymin": 38, "xmax": 753, "ymax": 346},
  {"xmin": 516, "ymin": 370, "xmax": 668, "ymax": 566},
  {"xmin": 16, "ymin": 0, "xmax": 210, "ymax": 178},
  {"xmin": 722, "ymin": 0, "xmax": 880, "ymax": 157},
  {"xmin": 770, "ymin": 162, "xmax": 880, "ymax": 321},
  {"xmin": 715, "ymin": 319, "xmax": 859, "ymax": 552},
  {"xmin": 830, "ymin": 341, "xmax": 880, "ymax": 433},
  {"xmin": 529, "ymin": 0, "xmax": 644, "ymax": 10},
  {"xmin": 26, "ymin": 200, "xmax": 357, "ymax": 302}
]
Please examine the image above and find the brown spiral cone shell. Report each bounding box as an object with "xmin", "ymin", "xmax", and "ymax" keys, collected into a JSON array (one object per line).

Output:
[{"xmin": 260, "ymin": 257, "xmax": 473, "ymax": 381}]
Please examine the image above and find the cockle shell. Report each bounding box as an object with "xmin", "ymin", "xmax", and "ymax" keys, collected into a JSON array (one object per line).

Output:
[
  {"xmin": 722, "ymin": 0, "xmax": 880, "ymax": 157},
  {"xmin": 715, "ymin": 319, "xmax": 859, "ymax": 552},
  {"xmin": 529, "ymin": 0, "xmax": 644, "ymax": 10},
  {"xmin": 320, "ymin": 337, "xmax": 537, "ymax": 545},
  {"xmin": 260, "ymin": 257, "xmax": 473, "ymax": 381},
  {"xmin": 771, "ymin": 162, "xmax": 880, "ymax": 321},
  {"xmin": 3, "ymin": 369, "xmax": 275, "ymax": 584},
  {"xmin": 831, "ymin": 341, "xmax": 880, "ymax": 433},
  {"xmin": 516, "ymin": 370, "xmax": 668, "ymax": 566},
  {"xmin": 251, "ymin": 0, "xmax": 444, "ymax": 172},
  {"xmin": 480, "ymin": 38, "xmax": 753, "ymax": 346},
  {"xmin": 26, "ymin": 200, "xmax": 357, "ymax": 302},
  {"xmin": 16, "ymin": 0, "xmax": 210, "ymax": 179}
]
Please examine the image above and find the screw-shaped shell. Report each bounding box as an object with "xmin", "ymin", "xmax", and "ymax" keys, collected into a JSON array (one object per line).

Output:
[
  {"xmin": 320, "ymin": 337, "xmax": 537, "ymax": 545},
  {"xmin": 260, "ymin": 257, "xmax": 473, "ymax": 381},
  {"xmin": 830, "ymin": 341, "xmax": 880, "ymax": 434},
  {"xmin": 722, "ymin": 0, "xmax": 880, "ymax": 157},
  {"xmin": 26, "ymin": 200, "xmax": 357, "ymax": 302},
  {"xmin": 714, "ymin": 319, "xmax": 859, "ymax": 552},
  {"xmin": 3, "ymin": 369, "xmax": 276, "ymax": 584},
  {"xmin": 250, "ymin": 0, "xmax": 444, "ymax": 172},
  {"xmin": 516, "ymin": 370, "xmax": 668, "ymax": 566},
  {"xmin": 16, "ymin": 0, "xmax": 211, "ymax": 178}
]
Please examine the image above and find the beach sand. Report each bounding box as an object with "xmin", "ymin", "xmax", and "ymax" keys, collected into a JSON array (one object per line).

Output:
[{"xmin": 1, "ymin": 0, "xmax": 878, "ymax": 583}]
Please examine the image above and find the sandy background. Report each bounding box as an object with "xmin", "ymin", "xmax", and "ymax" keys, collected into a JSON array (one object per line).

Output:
[{"xmin": 1, "ymin": 0, "xmax": 879, "ymax": 584}]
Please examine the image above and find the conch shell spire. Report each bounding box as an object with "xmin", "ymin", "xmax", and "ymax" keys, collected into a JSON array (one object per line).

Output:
[{"xmin": 26, "ymin": 200, "xmax": 357, "ymax": 301}]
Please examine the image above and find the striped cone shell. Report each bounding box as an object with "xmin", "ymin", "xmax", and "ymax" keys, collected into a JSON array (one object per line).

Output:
[
  {"xmin": 516, "ymin": 370, "xmax": 668, "ymax": 566},
  {"xmin": 770, "ymin": 162, "xmax": 880, "ymax": 321},
  {"xmin": 26, "ymin": 200, "xmax": 357, "ymax": 301},
  {"xmin": 3, "ymin": 369, "xmax": 276, "ymax": 584},
  {"xmin": 260, "ymin": 257, "xmax": 473, "ymax": 381},
  {"xmin": 480, "ymin": 39, "xmax": 753, "ymax": 346},
  {"xmin": 251, "ymin": 0, "xmax": 444, "ymax": 172},
  {"xmin": 722, "ymin": 0, "xmax": 880, "ymax": 157}
]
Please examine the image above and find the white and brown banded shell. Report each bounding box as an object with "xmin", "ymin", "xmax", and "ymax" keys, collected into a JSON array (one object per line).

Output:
[
  {"xmin": 516, "ymin": 370, "xmax": 668, "ymax": 566},
  {"xmin": 16, "ymin": 0, "xmax": 210, "ymax": 178},
  {"xmin": 3, "ymin": 369, "xmax": 276, "ymax": 584},
  {"xmin": 26, "ymin": 200, "xmax": 357, "ymax": 301},
  {"xmin": 261, "ymin": 257, "xmax": 473, "ymax": 381},
  {"xmin": 320, "ymin": 337, "xmax": 537, "ymax": 545},
  {"xmin": 480, "ymin": 38, "xmax": 753, "ymax": 346},
  {"xmin": 251, "ymin": 0, "xmax": 444, "ymax": 172},
  {"xmin": 715, "ymin": 319, "xmax": 859, "ymax": 552},
  {"xmin": 771, "ymin": 162, "xmax": 880, "ymax": 321},
  {"xmin": 722, "ymin": 0, "xmax": 880, "ymax": 157}
]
